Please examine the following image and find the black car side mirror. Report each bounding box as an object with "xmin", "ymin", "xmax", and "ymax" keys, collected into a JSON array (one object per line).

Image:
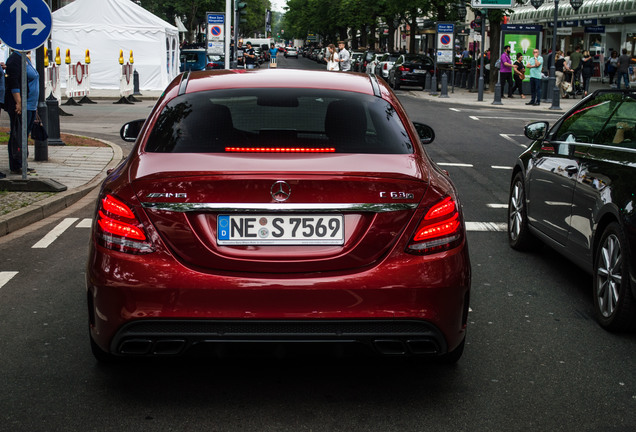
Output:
[
  {"xmin": 525, "ymin": 121, "xmax": 550, "ymax": 140},
  {"xmin": 413, "ymin": 122, "xmax": 435, "ymax": 145},
  {"xmin": 120, "ymin": 119, "xmax": 146, "ymax": 142}
]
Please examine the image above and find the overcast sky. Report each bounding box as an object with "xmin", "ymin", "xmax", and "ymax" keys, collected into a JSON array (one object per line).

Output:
[{"xmin": 271, "ymin": 0, "xmax": 286, "ymax": 12}]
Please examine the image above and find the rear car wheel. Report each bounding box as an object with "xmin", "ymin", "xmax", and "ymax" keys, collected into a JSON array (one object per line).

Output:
[
  {"xmin": 508, "ymin": 172, "xmax": 534, "ymax": 250},
  {"xmin": 593, "ymin": 222, "xmax": 636, "ymax": 331}
]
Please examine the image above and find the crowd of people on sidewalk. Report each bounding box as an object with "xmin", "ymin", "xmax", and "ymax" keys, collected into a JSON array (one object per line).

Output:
[{"xmin": 498, "ymin": 44, "xmax": 633, "ymax": 105}]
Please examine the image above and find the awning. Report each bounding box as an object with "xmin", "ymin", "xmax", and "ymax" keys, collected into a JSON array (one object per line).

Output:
[
  {"xmin": 175, "ymin": 16, "xmax": 188, "ymax": 33},
  {"xmin": 511, "ymin": 0, "xmax": 636, "ymax": 24}
]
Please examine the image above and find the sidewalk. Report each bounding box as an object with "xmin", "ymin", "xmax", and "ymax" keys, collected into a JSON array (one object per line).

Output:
[{"xmin": 0, "ymin": 79, "xmax": 614, "ymax": 237}]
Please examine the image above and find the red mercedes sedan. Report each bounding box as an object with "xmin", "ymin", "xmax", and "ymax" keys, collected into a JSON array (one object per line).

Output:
[{"xmin": 87, "ymin": 69, "xmax": 471, "ymax": 363}]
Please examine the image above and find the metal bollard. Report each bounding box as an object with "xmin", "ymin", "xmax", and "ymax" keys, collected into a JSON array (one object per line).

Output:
[
  {"xmin": 440, "ymin": 72, "xmax": 449, "ymax": 98},
  {"xmin": 430, "ymin": 74, "xmax": 438, "ymax": 96},
  {"xmin": 46, "ymin": 95, "xmax": 65, "ymax": 146},
  {"xmin": 133, "ymin": 69, "xmax": 142, "ymax": 96},
  {"xmin": 425, "ymin": 72, "xmax": 431, "ymax": 91},
  {"xmin": 492, "ymin": 80, "xmax": 503, "ymax": 105}
]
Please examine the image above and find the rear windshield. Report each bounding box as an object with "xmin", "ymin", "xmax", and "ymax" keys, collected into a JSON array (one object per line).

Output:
[{"xmin": 144, "ymin": 88, "xmax": 414, "ymax": 154}]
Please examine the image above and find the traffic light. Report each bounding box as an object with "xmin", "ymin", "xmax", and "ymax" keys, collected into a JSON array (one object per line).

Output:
[
  {"xmin": 474, "ymin": 10, "xmax": 482, "ymax": 33},
  {"xmin": 236, "ymin": 2, "xmax": 247, "ymax": 24}
]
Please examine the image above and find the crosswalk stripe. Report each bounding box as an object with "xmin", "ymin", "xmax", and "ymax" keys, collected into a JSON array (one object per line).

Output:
[
  {"xmin": 0, "ymin": 272, "xmax": 19, "ymax": 289},
  {"xmin": 76, "ymin": 218, "xmax": 93, "ymax": 228},
  {"xmin": 32, "ymin": 218, "xmax": 79, "ymax": 249},
  {"xmin": 466, "ymin": 222, "xmax": 507, "ymax": 232}
]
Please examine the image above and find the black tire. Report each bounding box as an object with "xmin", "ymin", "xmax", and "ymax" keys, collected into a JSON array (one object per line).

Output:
[
  {"xmin": 593, "ymin": 222, "xmax": 636, "ymax": 331},
  {"xmin": 508, "ymin": 172, "xmax": 535, "ymax": 250}
]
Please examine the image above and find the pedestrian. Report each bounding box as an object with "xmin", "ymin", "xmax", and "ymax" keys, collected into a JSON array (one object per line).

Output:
[
  {"xmin": 326, "ymin": 44, "xmax": 339, "ymax": 71},
  {"xmin": 4, "ymin": 50, "xmax": 38, "ymax": 175},
  {"xmin": 0, "ymin": 58, "xmax": 5, "ymax": 178},
  {"xmin": 244, "ymin": 41, "xmax": 257, "ymax": 69},
  {"xmin": 499, "ymin": 44, "xmax": 514, "ymax": 98},
  {"xmin": 555, "ymin": 51, "xmax": 569, "ymax": 98},
  {"xmin": 581, "ymin": 50, "xmax": 594, "ymax": 96},
  {"xmin": 607, "ymin": 50, "xmax": 619, "ymax": 87},
  {"xmin": 511, "ymin": 52, "xmax": 526, "ymax": 99},
  {"xmin": 570, "ymin": 45, "xmax": 583, "ymax": 85},
  {"xmin": 526, "ymin": 48, "xmax": 543, "ymax": 106},
  {"xmin": 616, "ymin": 48, "xmax": 631, "ymax": 90},
  {"xmin": 269, "ymin": 43, "xmax": 278, "ymax": 68},
  {"xmin": 335, "ymin": 41, "xmax": 351, "ymax": 72},
  {"xmin": 236, "ymin": 41, "xmax": 244, "ymax": 68}
]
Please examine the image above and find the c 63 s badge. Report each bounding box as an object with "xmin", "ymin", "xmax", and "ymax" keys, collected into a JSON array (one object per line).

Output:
[
  {"xmin": 380, "ymin": 191, "xmax": 414, "ymax": 199},
  {"xmin": 146, "ymin": 193, "xmax": 188, "ymax": 198}
]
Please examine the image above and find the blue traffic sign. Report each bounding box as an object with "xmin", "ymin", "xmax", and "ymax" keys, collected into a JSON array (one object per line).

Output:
[{"xmin": 0, "ymin": 0, "xmax": 52, "ymax": 52}]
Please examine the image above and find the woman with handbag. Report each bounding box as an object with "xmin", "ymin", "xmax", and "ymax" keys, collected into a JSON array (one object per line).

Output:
[{"xmin": 511, "ymin": 52, "xmax": 526, "ymax": 99}]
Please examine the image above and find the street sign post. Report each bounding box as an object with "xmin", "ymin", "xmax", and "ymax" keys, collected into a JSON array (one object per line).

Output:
[
  {"xmin": 207, "ymin": 13, "xmax": 225, "ymax": 55},
  {"xmin": 0, "ymin": 0, "xmax": 52, "ymax": 180}
]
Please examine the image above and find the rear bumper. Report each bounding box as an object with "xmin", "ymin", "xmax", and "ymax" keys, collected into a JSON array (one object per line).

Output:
[
  {"xmin": 87, "ymin": 241, "xmax": 470, "ymax": 358},
  {"xmin": 108, "ymin": 319, "xmax": 448, "ymax": 357}
]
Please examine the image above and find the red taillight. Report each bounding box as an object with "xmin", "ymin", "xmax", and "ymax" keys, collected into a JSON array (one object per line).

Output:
[
  {"xmin": 383, "ymin": 63, "xmax": 388, "ymax": 70},
  {"xmin": 95, "ymin": 194, "xmax": 153, "ymax": 254},
  {"xmin": 398, "ymin": 65, "xmax": 408, "ymax": 72},
  {"xmin": 407, "ymin": 196, "xmax": 463, "ymax": 255}
]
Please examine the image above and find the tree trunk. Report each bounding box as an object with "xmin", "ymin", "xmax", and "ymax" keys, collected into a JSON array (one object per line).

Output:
[{"xmin": 489, "ymin": 12, "xmax": 502, "ymax": 91}]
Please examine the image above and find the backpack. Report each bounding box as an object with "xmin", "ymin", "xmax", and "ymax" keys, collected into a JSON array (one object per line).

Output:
[{"xmin": 495, "ymin": 58, "xmax": 501, "ymax": 69}]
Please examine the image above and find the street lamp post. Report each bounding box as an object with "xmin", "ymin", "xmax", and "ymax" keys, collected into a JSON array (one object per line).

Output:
[
  {"xmin": 456, "ymin": 3, "xmax": 467, "ymax": 94},
  {"xmin": 531, "ymin": 0, "xmax": 584, "ymax": 110}
]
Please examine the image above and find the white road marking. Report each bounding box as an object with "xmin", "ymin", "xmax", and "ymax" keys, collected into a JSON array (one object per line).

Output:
[
  {"xmin": 437, "ymin": 162, "xmax": 474, "ymax": 167},
  {"xmin": 491, "ymin": 165, "xmax": 513, "ymax": 170},
  {"xmin": 76, "ymin": 218, "xmax": 93, "ymax": 228},
  {"xmin": 487, "ymin": 204, "xmax": 508, "ymax": 209},
  {"xmin": 32, "ymin": 218, "xmax": 79, "ymax": 249},
  {"xmin": 499, "ymin": 133, "xmax": 528, "ymax": 147},
  {"xmin": 469, "ymin": 116, "xmax": 480, "ymax": 121},
  {"xmin": 0, "ymin": 272, "xmax": 19, "ymax": 290},
  {"xmin": 449, "ymin": 108, "xmax": 461, "ymax": 112},
  {"xmin": 466, "ymin": 222, "xmax": 507, "ymax": 232}
]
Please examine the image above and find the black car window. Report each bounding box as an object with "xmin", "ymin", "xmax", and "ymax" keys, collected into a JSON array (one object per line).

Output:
[
  {"xmin": 145, "ymin": 88, "xmax": 413, "ymax": 154},
  {"xmin": 554, "ymin": 93, "xmax": 620, "ymax": 143},
  {"xmin": 595, "ymin": 96, "xmax": 636, "ymax": 148}
]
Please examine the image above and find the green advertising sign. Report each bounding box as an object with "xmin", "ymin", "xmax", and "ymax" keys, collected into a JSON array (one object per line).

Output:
[{"xmin": 504, "ymin": 33, "xmax": 539, "ymax": 82}]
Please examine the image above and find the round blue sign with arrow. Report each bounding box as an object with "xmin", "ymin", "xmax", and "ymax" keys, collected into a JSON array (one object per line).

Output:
[{"xmin": 0, "ymin": 0, "xmax": 52, "ymax": 52}]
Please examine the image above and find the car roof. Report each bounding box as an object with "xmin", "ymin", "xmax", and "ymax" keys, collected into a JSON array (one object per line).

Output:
[{"xmin": 180, "ymin": 69, "xmax": 378, "ymax": 97}]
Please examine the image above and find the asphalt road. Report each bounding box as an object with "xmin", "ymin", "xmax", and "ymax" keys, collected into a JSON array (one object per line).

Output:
[{"xmin": 0, "ymin": 55, "xmax": 634, "ymax": 432}]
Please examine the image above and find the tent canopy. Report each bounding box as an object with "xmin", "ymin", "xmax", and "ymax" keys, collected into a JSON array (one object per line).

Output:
[{"xmin": 52, "ymin": 0, "xmax": 179, "ymax": 90}]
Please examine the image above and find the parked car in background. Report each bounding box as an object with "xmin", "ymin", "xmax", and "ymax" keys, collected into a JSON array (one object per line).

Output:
[
  {"xmin": 374, "ymin": 53, "xmax": 400, "ymax": 81},
  {"xmin": 205, "ymin": 54, "xmax": 225, "ymax": 70},
  {"xmin": 89, "ymin": 69, "xmax": 471, "ymax": 363},
  {"xmin": 285, "ymin": 48, "xmax": 299, "ymax": 58},
  {"xmin": 508, "ymin": 89, "xmax": 636, "ymax": 332},
  {"xmin": 361, "ymin": 50, "xmax": 377, "ymax": 73},
  {"xmin": 365, "ymin": 53, "xmax": 385, "ymax": 74},
  {"xmin": 179, "ymin": 49, "xmax": 210, "ymax": 72},
  {"xmin": 350, "ymin": 51, "xmax": 364, "ymax": 72},
  {"xmin": 388, "ymin": 54, "xmax": 435, "ymax": 90}
]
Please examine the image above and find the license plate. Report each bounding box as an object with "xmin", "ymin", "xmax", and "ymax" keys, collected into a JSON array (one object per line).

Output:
[
  {"xmin": 217, "ymin": 214, "xmax": 344, "ymax": 245},
  {"xmin": 413, "ymin": 69, "xmax": 426, "ymax": 74}
]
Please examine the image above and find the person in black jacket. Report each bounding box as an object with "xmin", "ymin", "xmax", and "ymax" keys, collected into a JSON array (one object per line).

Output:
[
  {"xmin": 4, "ymin": 50, "xmax": 38, "ymax": 174},
  {"xmin": 0, "ymin": 58, "xmax": 5, "ymax": 178}
]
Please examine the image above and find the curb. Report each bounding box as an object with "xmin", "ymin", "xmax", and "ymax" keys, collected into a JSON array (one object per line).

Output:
[{"xmin": 0, "ymin": 137, "xmax": 123, "ymax": 237}]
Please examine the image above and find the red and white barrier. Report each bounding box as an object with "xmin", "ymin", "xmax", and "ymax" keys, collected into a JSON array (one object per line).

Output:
[
  {"xmin": 66, "ymin": 61, "xmax": 91, "ymax": 99},
  {"xmin": 119, "ymin": 63, "xmax": 134, "ymax": 97}
]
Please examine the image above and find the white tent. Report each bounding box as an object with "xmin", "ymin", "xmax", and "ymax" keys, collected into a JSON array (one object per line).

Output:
[{"xmin": 52, "ymin": 0, "xmax": 179, "ymax": 91}]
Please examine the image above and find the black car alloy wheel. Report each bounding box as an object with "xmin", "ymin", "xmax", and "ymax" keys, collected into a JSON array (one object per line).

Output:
[
  {"xmin": 508, "ymin": 172, "xmax": 533, "ymax": 250},
  {"xmin": 594, "ymin": 222, "xmax": 636, "ymax": 331}
]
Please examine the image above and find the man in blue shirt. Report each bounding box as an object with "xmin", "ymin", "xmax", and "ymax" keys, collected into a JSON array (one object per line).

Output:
[{"xmin": 526, "ymin": 48, "xmax": 543, "ymax": 106}]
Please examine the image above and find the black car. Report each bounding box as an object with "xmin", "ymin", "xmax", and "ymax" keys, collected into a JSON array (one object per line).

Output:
[
  {"xmin": 388, "ymin": 54, "xmax": 434, "ymax": 90},
  {"xmin": 508, "ymin": 89, "xmax": 636, "ymax": 331}
]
